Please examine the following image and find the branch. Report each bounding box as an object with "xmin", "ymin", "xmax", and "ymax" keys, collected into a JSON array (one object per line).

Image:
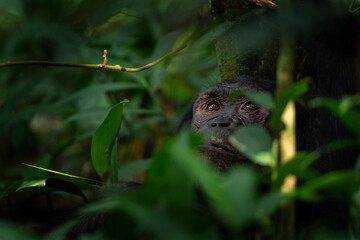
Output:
[{"xmin": 0, "ymin": 44, "xmax": 187, "ymax": 72}]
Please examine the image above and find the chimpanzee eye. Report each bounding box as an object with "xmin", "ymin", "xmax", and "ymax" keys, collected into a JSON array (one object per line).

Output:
[
  {"xmin": 207, "ymin": 101, "xmax": 221, "ymax": 111},
  {"xmin": 243, "ymin": 102, "xmax": 258, "ymax": 111}
]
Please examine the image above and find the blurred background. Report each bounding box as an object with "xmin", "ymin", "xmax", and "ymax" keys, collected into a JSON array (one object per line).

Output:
[
  {"xmin": 0, "ymin": 0, "xmax": 219, "ymax": 231},
  {"xmin": 1, "ymin": 1, "xmax": 360, "ymax": 239},
  {"xmin": 0, "ymin": 0, "xmax": 218, "ymax": 182}
]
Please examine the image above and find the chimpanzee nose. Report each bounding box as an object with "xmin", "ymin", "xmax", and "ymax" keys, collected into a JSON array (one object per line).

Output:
[
  {"xmin": 209, "ymin": 117, "xmax": 233, "ymax": 128},
  {"xmin": 210, "ymin": 122, "xmax": 231, "ymax": 127}
]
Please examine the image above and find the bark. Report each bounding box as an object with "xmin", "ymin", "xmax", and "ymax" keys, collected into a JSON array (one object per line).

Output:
[{"xmin": 210, "ymin": 0, "xmax": 279, "ymax": 80}]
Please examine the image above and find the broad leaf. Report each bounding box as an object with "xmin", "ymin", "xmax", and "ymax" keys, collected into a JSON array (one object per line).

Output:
[
  {"xmin": 0, "ymin": 177, "xmax": 44, "ymax": 199},
  {"xmin": 295, "ymin": 171, "xmax": 360, "ymax": 201},
  {"xmin": 91, "ymin": 100, "xmax": 129, "ymax": 178},
  {"xmin": 229, "ymin": 125, "xmax": 274, "ymax": 166},
  {"xmin": 1, "ymin": 176, "xmax": 96, "ymax": 200},
  {"xmin": 270, "ymin": 78, "xmax": 309, "ymax": 130},
  {"xmin": 171, "ymin": 132, "xmax": 234, "ymax": 225},
  {"xmin": 222, "ymin": 167, "xmax": 256, "ymax": 227}
]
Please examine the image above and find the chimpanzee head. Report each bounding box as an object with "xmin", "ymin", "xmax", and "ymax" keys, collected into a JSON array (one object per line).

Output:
[{"xmin": 190, "ymin": 76, "xmax": 275, "ymax": 171}]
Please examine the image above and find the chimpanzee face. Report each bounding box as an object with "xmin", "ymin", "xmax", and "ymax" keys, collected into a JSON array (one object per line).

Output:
[{"xmin": 191, "ymin": 78, "xmax": 273, "ymax": 171}]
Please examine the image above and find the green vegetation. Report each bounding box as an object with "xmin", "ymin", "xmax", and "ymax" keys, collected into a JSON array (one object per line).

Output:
[{"xmin": 0, "ymin": 0, "xmax": 360, "ymax": 239}]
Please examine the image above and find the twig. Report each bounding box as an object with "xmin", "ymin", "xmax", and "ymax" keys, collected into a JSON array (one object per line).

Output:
[
  {"xmin": 248, "ymin": 0, "xmax": 278, "ymax": 9},
  {"xmin": 0, "ymin": 44, "xmax": 187, "ymax": 72},
  {"xmin": 99, "ymin": 49, "xmax": 108, "ymax": 67}
]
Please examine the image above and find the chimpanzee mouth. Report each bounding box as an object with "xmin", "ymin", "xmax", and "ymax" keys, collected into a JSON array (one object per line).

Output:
[
  {"xmin": 198, "ymin": 141, "xmax": 253, "ymax": 171},
  {"xmin": 199, "ymin": 142, "xmax": 240, "ymax": 157}
]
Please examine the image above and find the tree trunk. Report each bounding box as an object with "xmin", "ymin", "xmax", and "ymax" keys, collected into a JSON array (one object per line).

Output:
[{"xmin": 210, "ymin": 0, "xmax": 279, "ymax": 80}]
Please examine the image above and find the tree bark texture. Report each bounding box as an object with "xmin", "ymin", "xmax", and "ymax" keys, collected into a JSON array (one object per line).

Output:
[{"xmin": 210, "ymin": 0, "xmax": 279, "ymax": 80}]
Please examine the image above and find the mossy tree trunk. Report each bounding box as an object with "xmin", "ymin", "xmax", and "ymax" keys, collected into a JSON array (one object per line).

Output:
[
  {"xmin": 210, "ymin": 1, "xmax": 296, "ymax": 240},
  {"xmin": 210, "ymin": 0, "xmax": 279, "ymax": 80}
]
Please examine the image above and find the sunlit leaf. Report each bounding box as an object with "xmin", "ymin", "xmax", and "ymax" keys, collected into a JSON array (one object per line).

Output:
[
  {"xmin": 1, "ymin": 175, "xmax": 97, "ymax": 200},
  {"xmin": 22, "ymin": 163, "xmax": 101, "ymax": 184},
  {"xmin": 270, "ymin": 78, "xmax": 310, "ymax": 130},
  {"xmin": 229, "ymin": 125, "xmax": 274, "ymax": 166},
  {"xmin": 0, "ymin": 177, "xmax": 43, "ymax": 199},
  {"xmin": 16, "ymin": 179, "xmax": 46, "ymax": 191}
]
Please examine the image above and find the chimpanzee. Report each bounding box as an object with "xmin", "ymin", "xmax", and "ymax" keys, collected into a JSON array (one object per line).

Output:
[
  {"xmin": 179, "ymin": 7, "xmax": 359, "ymax": 175},
  {"xmin": 177, "ymin": 2, "xmax": 360, "ymax": 237},
  {"xmin": 182, "ymin": 76, "xmax": 275, "ymax": 172}
]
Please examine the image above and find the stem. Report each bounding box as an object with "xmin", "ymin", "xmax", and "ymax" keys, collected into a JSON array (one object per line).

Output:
[
  {"xmin": 276, "ymin": 1, "xmax": 296, "ymax": 239},
  {"xmin": 0, "ymin": 44, "xmax": 187, "ymax": 72}
]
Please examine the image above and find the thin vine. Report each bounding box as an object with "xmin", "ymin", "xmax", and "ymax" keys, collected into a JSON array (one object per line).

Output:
[{"xmin": 0, "ymin": 44, "xmax": 187, "ymax": 72}]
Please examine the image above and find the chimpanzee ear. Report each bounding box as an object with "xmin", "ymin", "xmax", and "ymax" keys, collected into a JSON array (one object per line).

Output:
[{"xmin": 176, "ymin": 104, "xmax": 194, "ymax": 132}]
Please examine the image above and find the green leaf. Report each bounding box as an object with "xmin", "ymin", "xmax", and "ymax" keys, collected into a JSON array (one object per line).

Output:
[
  {"xmin": 223, "ymin": 167, "xmax": 256, "ymax": 226},
  {"xmin": 229, "ymin": 90, "xmax": 274, "ymax": 109},
  {"xmin": 45, "ymin": 178, "xmax": 88, "ymax": 200},
  {"xmin": 229, "ymin": 125, "xmax": 274, "ymax": 166},
  {"xmin": 91, "ymin": 100, "xmax": 129, "ymax": 178},
  {"xmin": 1, "ymin": 176, "xmax": 97, "ymax": 199},
  {"xmin": 354, "ymin": 188, "xmax": 360, "ymax": 210},
  {"xmin": 0, "ymin": 220, "xmax": 39, "ymax": 240},
  {"xmin": 53, "ymin": 83, "xmax": 140, "ymax": 106},
  {"xmin": 354, "ymin": 155, "xmax": 360, "ymax": 172},
  {"xmin": 16, "ymin": 179, "xmax": 46, "ymax": 191},
  {"xmin": 270, "ymin": 78, "xmax": 310, "ymax": 130},
  {"xmin": 255, "ymin": 192, "xmax": 285, "ymax": 218},
  {"xmin": 171, "ymin": 132, "xmax": 235, "ymax": 225},
  {"xmin": 310, "ymin": 96, "xmax": 360, "ymax": 136},
  {"xmin": 44, "ymin": 219, "xmax": 79, "ymax": 240},
  {"xmin": 118, "ymin": 160, "xmax": 151, "ymax": 181},
  {"xmin": 146, "ymin": 140, "xmax": 173, "ymax": 186},
  {"xmin": 109, "ymin": 138, "xmax": 119, "ymax": 184},
  {"xmin": 0, "ymin": 177, "xmax": 44, "ymax": 199},
  {"xmin": 172, "ymin": 133, "xmax": 224, "ymax": 201},
  {"xmin": 295, "ymin": 171, "xmax": 360, "ymax": 201},
  {"xmin": 22, "ymin": 163, "xmax": 101, "ymax": 184}
]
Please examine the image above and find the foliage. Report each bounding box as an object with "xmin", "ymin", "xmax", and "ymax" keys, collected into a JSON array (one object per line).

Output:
[{"xmin": 0, "ymin": 0, "xmax": 360, "ymax": 240}]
